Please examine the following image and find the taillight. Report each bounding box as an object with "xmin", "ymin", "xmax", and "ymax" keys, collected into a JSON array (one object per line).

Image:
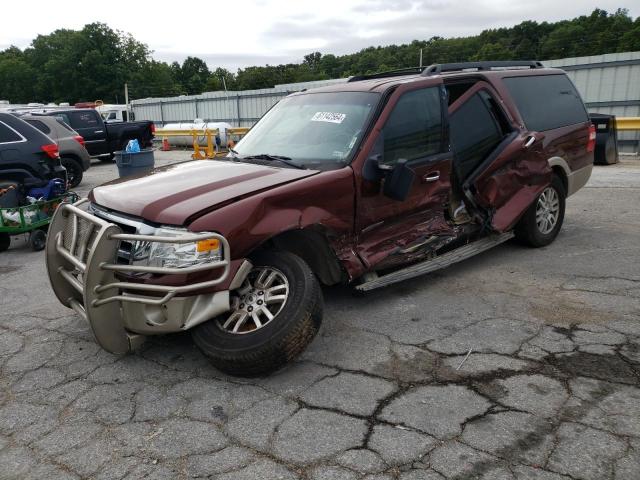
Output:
[
  {"xmin": 150, "ymin": 123, "xmax": 156, "ymax": 134},
  {"xmin": 587, "ymin": 124, "xmax": 596, "ymax": 153},
  {"xmin": 73, "ymin": 135, "xmax": 85, "ymax": 147},
  {"xmin": 41, "ymin": 143, "xmax": 60, "ymax": 159}
]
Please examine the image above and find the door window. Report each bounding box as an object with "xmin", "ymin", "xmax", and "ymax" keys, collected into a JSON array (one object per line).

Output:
[
  {"xmin": 382, "ymin": 87, "xmax": 443, "ymax": 166},
  {"xmin": 69, "ymin": 111, "xmax": 100, "ymax": 129},
  {"xmin": 450, "ymin": 91, "xmax": 505, "ymax": 180}
]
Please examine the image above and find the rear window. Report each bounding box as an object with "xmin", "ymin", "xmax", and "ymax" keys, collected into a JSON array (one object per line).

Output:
[
  {"xmin": 55, "ymin": 117, "xmax": 75, "ymax": 133},
  {"xmin": 25, "ymin": 119, "xmax": 52, "ymax": 135},
  {"xmin": 0, "ymin": 121, "xmax": 23, "ymax": 143},
  {"xmin": 503, "ymin": 74, "xmax": 588, "ymax": 131}
]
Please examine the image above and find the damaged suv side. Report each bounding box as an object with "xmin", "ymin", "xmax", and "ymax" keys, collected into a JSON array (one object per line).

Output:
[{"xmin": 46, "ymin": 61, "xmax": 594, "ymax": 376}]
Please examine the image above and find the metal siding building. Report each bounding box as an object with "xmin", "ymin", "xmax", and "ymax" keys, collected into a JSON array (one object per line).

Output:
[
  {"xmin": 132, "ymin": 52, "xmax": 640, "ymax": 152},
  {"xmin": 546, "ymin": 51, "xmax": 640, "ymax": 153}
]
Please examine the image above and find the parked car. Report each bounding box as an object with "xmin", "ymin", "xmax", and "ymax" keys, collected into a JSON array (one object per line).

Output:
[
  {"xmin": 45, "ymin": 61, "xmax": 594, "ymax": 376},
  {"xmin": 37, "ymin": 108, "xmax": 154, "ymax": 159},
  {"xmin": 0, "ymin": 112, "xmax": 66, "ymax": 189},
  {"xmin": 21, "ymin": 115, "xmax": 90, "ymax": 188}
]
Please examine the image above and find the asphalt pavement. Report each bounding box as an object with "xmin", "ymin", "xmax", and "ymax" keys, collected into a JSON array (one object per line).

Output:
[{"xmin": 0, "ymin": 152, "xmax": 639, "ymax": 479}]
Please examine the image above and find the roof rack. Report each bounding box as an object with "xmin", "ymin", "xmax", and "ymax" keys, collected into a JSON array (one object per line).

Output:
[
  {"xmin": 422, "ymin": 61, "xmax": 543, "ymax": 76},
  {"xmin": 347, "ymin": 66, "xmax": 426, "ymax": 82}
]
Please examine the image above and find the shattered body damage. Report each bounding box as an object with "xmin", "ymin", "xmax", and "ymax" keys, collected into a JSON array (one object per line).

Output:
[
  {"xmin": 472, "ymin": 133, "xmax": 552, "ymax": 232},
  {"xmin": 355, "ymin": 210, "xmax": 456, "ymax": 270},
  {"xmin": 189, "ymin": 167, "xmax": 363, "ymax": 281}
]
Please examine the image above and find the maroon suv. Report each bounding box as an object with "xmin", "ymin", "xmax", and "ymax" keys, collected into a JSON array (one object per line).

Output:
[{"xmin": 46, "ymin": 61, "xmax": 595, "ymax": 376}]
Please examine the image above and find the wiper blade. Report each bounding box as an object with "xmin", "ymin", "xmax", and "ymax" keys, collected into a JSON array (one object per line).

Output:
[{"xmin": 242, "ymin": 153, "xmax": 306, "ymax": 169}]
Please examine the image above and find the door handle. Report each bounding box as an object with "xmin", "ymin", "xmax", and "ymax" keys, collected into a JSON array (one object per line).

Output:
[
  {"xmin": 94, "ymin": 130, "xmax": 104, "ymax": 134},
  {"xmin": 422, "ymin": 171, "xmax": 440, "ymax": 183},
  {"xmin": 523, "ymin": 136, "xmax": 536, "ymax": 148}
]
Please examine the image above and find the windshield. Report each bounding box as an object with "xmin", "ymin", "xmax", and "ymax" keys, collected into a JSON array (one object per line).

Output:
[{"xmin": 233, "ymin": 92, "xmax": 380, "ymax": 168}]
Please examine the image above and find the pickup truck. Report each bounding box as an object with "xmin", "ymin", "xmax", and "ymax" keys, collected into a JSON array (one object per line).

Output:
[
  {"xmin": 45, "ymin": 61, "xmax": 595, "ymax": 377},
  {"xmin": 38, "ymin": 108, "xmax": 154, "ymax": 159}
]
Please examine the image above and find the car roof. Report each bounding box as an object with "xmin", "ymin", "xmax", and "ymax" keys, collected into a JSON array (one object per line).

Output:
[
  {"xmin": 296, "ymin": 66, "xmax": 566, "ymax": 95},
  {"xmin": 0, "ymin": 112, "xmax": 54, "ymax": 143}
]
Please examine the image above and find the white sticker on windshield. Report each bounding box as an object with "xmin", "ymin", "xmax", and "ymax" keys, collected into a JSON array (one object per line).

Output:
[{"xmin": 311, "ymin": 112, "xmax": 346, "ymax": 124}]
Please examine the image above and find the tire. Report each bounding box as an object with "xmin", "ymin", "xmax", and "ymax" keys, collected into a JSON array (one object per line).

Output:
[
  {"xmin": 0, "ymin": 233, "xmax": 10, "ymax": 253},
  {"xmin": 61, "ymin": 157, "xmax": 83, "ymax": 188},
  {"xmin": 514, "ymin": 175, "xmax": 566, "ymax": 248},
  {"xmin": 29, "ymin": 229, "xmax": 46, "ymax": 251},
  {"xmin": 192, "ymin": 251, "xmax": 323, "ymax": 377}
]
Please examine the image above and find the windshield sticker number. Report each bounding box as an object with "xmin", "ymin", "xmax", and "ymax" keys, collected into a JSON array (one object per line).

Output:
[{"xmin": 311, "ymin": 112, "xmax": 346, "ymax": 124}]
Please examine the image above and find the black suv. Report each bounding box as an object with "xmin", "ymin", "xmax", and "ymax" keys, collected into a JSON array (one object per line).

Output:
[{"xmin": 0, "ymin": 112, "xmax": 66, "ymax": 189}]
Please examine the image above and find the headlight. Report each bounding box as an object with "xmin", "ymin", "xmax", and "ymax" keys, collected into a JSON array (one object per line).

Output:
[{"xmin": 131, "ymin": 227, "xmax": 223, "ymax": 269}]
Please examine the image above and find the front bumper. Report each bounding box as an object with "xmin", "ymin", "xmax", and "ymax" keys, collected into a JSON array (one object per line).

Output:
[{"xmin": 45, "ymin": 199, "xmax": 234, "ymax": 354}]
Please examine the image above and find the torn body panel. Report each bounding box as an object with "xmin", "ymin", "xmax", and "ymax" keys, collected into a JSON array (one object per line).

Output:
[{"xmin": 470, "ymin": 131, "xmax": 551, "ymax": 232}]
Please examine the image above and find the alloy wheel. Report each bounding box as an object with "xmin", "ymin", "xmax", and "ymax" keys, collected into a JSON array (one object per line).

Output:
[
  {"xmin": 217, "ymin": 266, "xmax": 289, "ymax": 334},
  {"xmin": 535, "ymin": 186, "xmax": 560, "ymax": 235}
]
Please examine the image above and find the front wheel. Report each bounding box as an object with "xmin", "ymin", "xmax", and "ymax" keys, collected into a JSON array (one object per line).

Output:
[
  {"xmin": 514, "ymin": 175, "xmax": 566, "ymax": 247},
  {"xmin": 192, "ymin": 251, "xmax": 323, "ymax": 377}
]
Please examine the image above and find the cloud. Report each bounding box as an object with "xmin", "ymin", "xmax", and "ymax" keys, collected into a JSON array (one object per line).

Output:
[{"xmin": 1, "ymin": 0, "xmax": 637, "ymax": 71}]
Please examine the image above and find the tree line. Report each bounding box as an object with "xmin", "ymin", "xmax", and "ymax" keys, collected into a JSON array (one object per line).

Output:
[{"xmin": 0, "ymin": 8, "xmax": 638, "ymax": 104}]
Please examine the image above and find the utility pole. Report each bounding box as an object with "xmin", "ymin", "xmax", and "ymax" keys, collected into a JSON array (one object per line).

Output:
[
  {"xmin": 419, "ymin": 49, "xmax": 423, "ymax": 68},
  {"xmin": 124, "ymin": 83, "xmax": 130, "ymax": 120}
]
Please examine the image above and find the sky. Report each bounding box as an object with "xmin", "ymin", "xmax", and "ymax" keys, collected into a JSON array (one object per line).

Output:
[{"xmin": 1, "ymin": 0, "xmax": 637, "ymax": 71}]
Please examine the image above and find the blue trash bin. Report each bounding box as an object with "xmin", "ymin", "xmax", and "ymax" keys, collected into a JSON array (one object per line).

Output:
[{"xmin": 114, "ymin": 148, "xmax": 155, "ymax": 178}]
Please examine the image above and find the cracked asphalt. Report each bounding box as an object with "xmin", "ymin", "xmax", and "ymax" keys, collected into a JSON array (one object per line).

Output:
[{"xmin": 1, "ymin": 152, "xmax": 639, "ymax": 479}]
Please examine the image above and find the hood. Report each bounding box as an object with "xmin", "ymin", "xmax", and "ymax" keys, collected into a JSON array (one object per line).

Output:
[{"xmin": 90, "ymin": 160, "xmax": 318, "ymax": 225}]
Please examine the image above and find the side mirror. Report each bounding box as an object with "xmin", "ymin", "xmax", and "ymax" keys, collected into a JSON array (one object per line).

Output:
[
  {"xmin": 362, "ymin": 153, "xmax": 392, "ymax": 182},
  {"xmin": 383, "ymin": 159, "xmax": 415, "ymax": 201}
]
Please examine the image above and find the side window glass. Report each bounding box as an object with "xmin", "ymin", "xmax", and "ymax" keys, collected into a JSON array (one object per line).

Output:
[
  {"xmin": 0, "ymin": 122, "xmax": 22, "ymax": 143},
  {"xmin": 26, "ymin": 119, "xmax": 51, "ymax": 135},
  {"xmin": 450, "ymin": 92, "xmax": 503, "ymax": 180},
  {"xmin": 70, "ymin": 111, "xmax": 99, "ymax": 129},
  {"xmin": 383, "ymin": 87, "xmax": 443, "ymax": 165}
]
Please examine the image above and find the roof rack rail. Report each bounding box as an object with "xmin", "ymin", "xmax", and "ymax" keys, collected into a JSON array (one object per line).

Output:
[
  {"xmin": 422, "ymin": 61, "xmax": 543, "ymax": 76},
  {"xmin": 347, "ymin": 66, "xmax": 426, "ymax": 82}
]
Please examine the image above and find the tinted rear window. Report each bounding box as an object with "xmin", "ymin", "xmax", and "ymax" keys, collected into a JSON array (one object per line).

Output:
[
  {"xmin": 503, "ymin": 74, "xmax": 587, "ymax": 131},
  {"xmin": 0, "ymin": 121, "xmax": 23, "ymax": 143}
]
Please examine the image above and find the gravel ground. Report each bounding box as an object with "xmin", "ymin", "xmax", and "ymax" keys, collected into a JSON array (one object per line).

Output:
[{"xmin": 0, "ymin": 152, "xmax": 639, "ymax": 479}]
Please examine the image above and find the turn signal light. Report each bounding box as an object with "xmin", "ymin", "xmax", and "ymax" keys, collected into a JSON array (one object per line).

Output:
[{"xmin": 197, "ymin": 238, "xmax": 220, "ymax": 253}]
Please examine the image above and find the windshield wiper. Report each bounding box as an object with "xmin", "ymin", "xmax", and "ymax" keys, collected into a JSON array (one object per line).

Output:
[{"xmin": 242, "ymin": 154, "xmax": 306, "ymax": 170}]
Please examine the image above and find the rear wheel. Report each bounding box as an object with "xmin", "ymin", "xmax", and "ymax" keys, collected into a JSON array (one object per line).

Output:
[
  {"xmin": 61, "ymin": 157, "xmax": 83, "ymax": 188},
  {"xmin": 192, "ymin": 251, "xmax": 323, "ymax": 377},
  {"xmin": 515, "ymin": 175, "xmax": 566, "ymax": 247},
  {"xmin": 0, "ymin": 233, "xmax": 10, "ymax": 253},
  {"xmin": 29, "ymin": 229, "xmax": 46, "ymax": 251}
]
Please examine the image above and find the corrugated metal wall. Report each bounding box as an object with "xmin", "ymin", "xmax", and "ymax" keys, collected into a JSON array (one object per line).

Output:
[
  {"xmin": 132, "ymin": 52, "xmax": 640, "ymax": 152},
  {"xmin": 546, "ymin": 51, "xmax": 640, "ymax": 153},
  {"xmin": 131, "ymin": 79, "xmax": 347, "ymax": 128}
]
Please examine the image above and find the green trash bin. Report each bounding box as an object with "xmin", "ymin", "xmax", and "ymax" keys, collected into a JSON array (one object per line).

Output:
[{"xmin": 114, "ymin": 148, "xmax": 155, "ymax": 178}]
